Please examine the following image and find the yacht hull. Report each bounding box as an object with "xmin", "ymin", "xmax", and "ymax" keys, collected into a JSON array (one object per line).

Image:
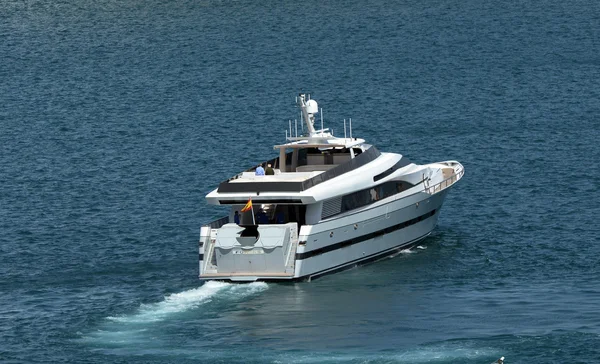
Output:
[
  {"xmin": 294, "ymin": 189, "xmax": 447, "ymax": 281},
  {"xmin": 199, "ymin": 189, "xmax": 449, "ymax": 282}
]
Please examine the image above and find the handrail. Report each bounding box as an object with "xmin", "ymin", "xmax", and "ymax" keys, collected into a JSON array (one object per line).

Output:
[
  {"xmin": 205, "ymin": 216, "xmax": 229, "ymax": 229},
  {"xmin": 424, "ymin": 164, "xmax": 464, "ymax": 195}
]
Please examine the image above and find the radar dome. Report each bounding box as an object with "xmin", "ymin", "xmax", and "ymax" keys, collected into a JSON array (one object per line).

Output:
[{"xmin": 306, "ymin": 99, "xmax": 319, "ymax": 114}]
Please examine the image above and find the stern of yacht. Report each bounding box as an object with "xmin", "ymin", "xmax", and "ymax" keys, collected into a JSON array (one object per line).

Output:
[{"xmin": 199, "ymin": 222, "xmax": 299, "ymax": 282}]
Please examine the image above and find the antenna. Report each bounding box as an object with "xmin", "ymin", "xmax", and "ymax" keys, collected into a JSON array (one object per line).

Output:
[
  {"xmin": 320, "ymin": 107, "xmax": 323, "ymax": 136},
  {"xmin": 350, "ymin": 118, "xmax": 353, "ymax": 139},
  {"xmin": 289, "ymin": 119, "xmax": 292, "ymax": 138},
  {"xmin": 295, "ymin": 119, "xmax": 298, "ymax": 137},
  {"xmin": 298, "ymin": 94, "xmax": 317, "ymax": 135},
  {"xmin": 344, "ymin": 119, "xmax": 347, "ymax": 139}
]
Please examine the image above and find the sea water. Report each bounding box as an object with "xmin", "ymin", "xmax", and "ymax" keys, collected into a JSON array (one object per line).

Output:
[{"xmin": 1, "ymin": 0, "xmax": 599, "ymax": 362}]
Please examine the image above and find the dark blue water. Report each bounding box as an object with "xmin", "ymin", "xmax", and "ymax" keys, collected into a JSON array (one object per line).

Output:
[{"xmin": 2, "ymin": 0, "xmax": 599, "ymax": 362}]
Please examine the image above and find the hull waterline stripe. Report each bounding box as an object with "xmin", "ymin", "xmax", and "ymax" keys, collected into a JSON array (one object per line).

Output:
[
  {"xmin": 198, "ymin": 233, "xmax": 430, "ymax": 282},
  {"xmin": 198, "ymin": 210, "xmax": 436, "ymax": 264},
  {"xmin": 296, "ymin": 209, "xmax": 436, "ymax": 260},
  {"xmin": 306, "ymin": 232, "xmax": 430, "ymax": 281},
  {"xmin": 218, "ymin": 199, "xmax": 303, "ymax": 205}
]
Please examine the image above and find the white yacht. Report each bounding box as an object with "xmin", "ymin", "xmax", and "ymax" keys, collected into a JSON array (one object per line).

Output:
[{"xmin": 199, "ymin": 94, "xmax": 464, "ymax": 282}]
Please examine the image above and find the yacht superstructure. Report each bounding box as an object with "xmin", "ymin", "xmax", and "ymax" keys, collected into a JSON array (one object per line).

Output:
[{"xmin": 199, "ymin": 94, "xmax": 464, "ymax": 282}]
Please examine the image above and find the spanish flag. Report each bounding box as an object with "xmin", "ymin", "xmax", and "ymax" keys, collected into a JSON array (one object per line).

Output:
[{"xmin": 241, "ymin": 199, "xmax": 253, "ymax": 212}]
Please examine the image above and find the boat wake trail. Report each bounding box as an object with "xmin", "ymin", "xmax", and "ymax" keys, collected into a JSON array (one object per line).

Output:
[
  {"xmin": 107, "ymin": 281, "xmax": 267, "ymax": 324},
  {"xmin": 81, "ymin": 281, "xmax": 268, "ymax": 346},
  {"xmin": 270, "ymin": 345, "xmax": 498, "ymax": 364}
]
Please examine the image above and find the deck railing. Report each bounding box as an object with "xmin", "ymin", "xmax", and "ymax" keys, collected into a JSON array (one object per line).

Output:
[
  {"xmin": 424, "ymin": 163, "xmax": 464, "ymax": 195},
  {"xmin": 205, "ymin": 215, "xmax": 229, "ymax": 229}
]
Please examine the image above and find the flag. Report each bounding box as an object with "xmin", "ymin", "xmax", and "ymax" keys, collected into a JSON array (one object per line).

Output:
[
  {"xmin": 239, "ymin": 198, "xmax": 256, "ymax": 226},
  {"xmin": 241, "ymin": 199, "xmax": 252, "ymax": 212}
]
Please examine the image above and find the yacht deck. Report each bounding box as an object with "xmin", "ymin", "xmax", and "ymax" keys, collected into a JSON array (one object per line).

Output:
[{"xmin": 229, "ymin": 170, "xmax": 325, "ymax": 183}]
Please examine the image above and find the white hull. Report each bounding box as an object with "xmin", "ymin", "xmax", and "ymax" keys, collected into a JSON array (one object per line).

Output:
[
  {"xmin": 199, "ymin": 188, "xmax": 449, "ymax": 282},
  {"xmin": 295, "ymin": 189, "xmax": 447, "ymax": 280}
]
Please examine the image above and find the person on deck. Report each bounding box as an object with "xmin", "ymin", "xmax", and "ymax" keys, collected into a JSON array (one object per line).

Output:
[
  {"xmin": 255, "ymin": 164, "xmax": 265, "ymax": 175},
  {"xmin": 265, "ymin": 163, "xmax": 274, "ymax": 175},
  {"xmin": 257, "ymin": 209, "xmax": 269, "ymax": 224}
]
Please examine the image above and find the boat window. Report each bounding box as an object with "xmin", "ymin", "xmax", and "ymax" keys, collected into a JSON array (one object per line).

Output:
[
  {"xmin": 301, "ymin": 146, "xmax": 381, "ymax": 191},
  {"xmin": 338, "ymin": 181, "xmax": 415, "ymax": 215},
  {"xmin": 253, "ymin": 204, "xmax": 306, "ymax": 226},
  {"xmin": 297, "ymin": 148, "xmax": 320, "ymax": 167}
]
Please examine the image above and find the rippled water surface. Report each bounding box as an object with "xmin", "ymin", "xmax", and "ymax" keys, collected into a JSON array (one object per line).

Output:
[{"xmin": 1, "ymin": 0, "xmax": 600, "ymax": 363}]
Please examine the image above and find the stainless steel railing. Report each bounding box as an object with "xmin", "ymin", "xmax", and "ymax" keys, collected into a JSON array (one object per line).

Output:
[
  {"xmin": 205, "ymin": 215, "xmax": 229, "ymax": 229},
  {"xmin": 424, "ymin": 163, "xmax": 464, "ymax": 195}
]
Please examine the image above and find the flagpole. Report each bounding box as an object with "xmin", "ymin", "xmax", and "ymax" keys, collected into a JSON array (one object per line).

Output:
[
  {"xmin": 251, "ymin": 197, "xmax": 256, "ymax": 225},
  {"xmin": 240, "ymin": 197, "xmax": 255, "ymax": 225}
]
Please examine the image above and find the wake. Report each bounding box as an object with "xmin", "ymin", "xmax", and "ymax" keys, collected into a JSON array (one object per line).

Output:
[
  {"xmin": 80, "ymin": 281, "xmax": 268, "ymax": 345},
  {"xmin": 107, "ymin": 281, "xmax": 268, "ymax": 324},
  {"xmin": 387, "ymin": 245, "xmax": 427, "ymax": 259}
]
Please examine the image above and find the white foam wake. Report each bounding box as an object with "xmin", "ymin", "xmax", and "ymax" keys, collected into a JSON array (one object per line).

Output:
[
  {"xmin": 271, "ymin": 346, "xmax": 497, "ymax": 363},
  {"xmin": 107, "ymin": 281, "xmax": 268, "ymax": 324},
  {"xmin": 400, "ymin": 245, "xmax": 427, "ymax": 254}
]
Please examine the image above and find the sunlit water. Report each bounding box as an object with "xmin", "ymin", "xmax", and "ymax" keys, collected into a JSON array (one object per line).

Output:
[{"xmin": 1, "ymin": 0, "xmax": 599, "ymax": 363}]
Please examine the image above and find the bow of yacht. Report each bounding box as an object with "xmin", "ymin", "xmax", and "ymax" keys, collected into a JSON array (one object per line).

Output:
[{"xmin": 198, "ymin": 94, "xmax": 464, "ymax": 282}]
